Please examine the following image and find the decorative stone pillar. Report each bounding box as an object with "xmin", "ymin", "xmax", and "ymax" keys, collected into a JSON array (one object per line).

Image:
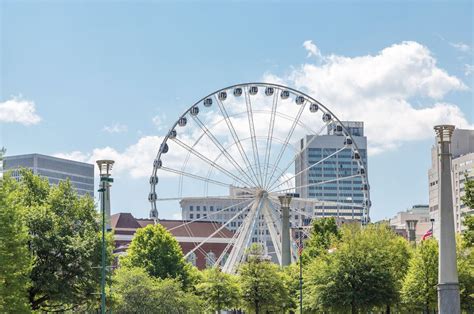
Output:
[
  {"xmin": 434, "ymin": 125, "xmax": 460, "ymax": 314},
  {"xmin": 279, "ymin": 195, "xmax": 292, "ymax": 266}
]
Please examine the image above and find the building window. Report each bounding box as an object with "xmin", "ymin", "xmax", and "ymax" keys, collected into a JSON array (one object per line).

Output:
[
  {"xmin": 210, "ymin": 206, "xmax": 214, "ymax": 211},
  {"xmin": 189, "ymin": 213, "xmax": 194, "ymax": 219},
  {"xmin": 197, "ymin": 206, "xmax": 200, "ymax": 211},
  {"xmin": 197, "ymin": 214, "xmax": 200, "ymax": 219},
  {"xmin": 190, "ymin": 205, "xmax": 193, "ymax": 211},
  {"xmin": 206, "ymin": 251, "xmax": 216, "ymax": 268},
  {"xmin": 203, "ymin": 206, "xmax": 207, "ymax": 211}
]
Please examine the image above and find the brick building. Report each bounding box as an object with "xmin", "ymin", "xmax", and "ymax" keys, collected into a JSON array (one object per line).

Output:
[{"xmin": 111, "ymin": 213, "xmax": 234, "ymax": 270}]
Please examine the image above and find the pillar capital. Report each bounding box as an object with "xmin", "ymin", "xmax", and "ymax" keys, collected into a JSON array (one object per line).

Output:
[{"xmin": 434, "ymin": 125, "xmax": 455, "ymax": 143}]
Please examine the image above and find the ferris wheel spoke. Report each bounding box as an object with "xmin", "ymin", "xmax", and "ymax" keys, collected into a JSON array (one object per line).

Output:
[
  {"xmin": 215, "ymin": 95, "xmax": 261, "ymax": 187},
  {"xmin": 271, "ymin": 173, "xmax": 362, "ymax": 194},
  {"xmin": 185, "ymin": 199, "xmax": 255, "ymax": 258},
  {"xmin": 262, "ymin": 92, "xmax": 279, "ymax": 188},
  {"xmin": 266, "ymin": 120, "xmax": 332, "ymax": 192},
  {"xmin": 264, "ymin": 100, "xmax": 308, "ymax": 190},
  {"xmin": 243, "ymin": 86, "xmax": 264, "ymax": 186},
  {"xmin": 171, "ymin": 137, "xmax": 252, "ymax": 188},
  {"xmin": 191, "ymin": 115, "xmax": 259, "ymax": 187},
  {"xmin": 269, "ymin": 146, "xmax": 347, "ymax": 192},
  {"xmin": 160, "ymin": 166, "xmax": 239, "ymax": 189},
  {"xmin": 168, "ymin": 198, "xmax": 253, "ymax": 231}
]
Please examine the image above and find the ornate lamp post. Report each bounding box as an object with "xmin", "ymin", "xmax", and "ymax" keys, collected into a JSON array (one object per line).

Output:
[
  {"xmin": 97, "ymin": 160, "xmax": 114, "ymax": 314},
  {"xmin": 434, "ymin": 125, "xmax": 460, "ymax": 314},
  {"xmin": 406, "ymin": 219, "xmax": 418, "ymax": 244}
]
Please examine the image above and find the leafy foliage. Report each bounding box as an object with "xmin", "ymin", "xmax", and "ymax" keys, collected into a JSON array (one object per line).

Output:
[
  {"xmin": 121, "ymin": 223, "xmax": 191, "ymax": 287},
  {"xmin": 112, "ymin": 267, "xmax": 202, "ymax": 313},
  {"xmin": 0, "ymin": 175, "xmax": 32, "ymax": 313},
  {"xmin": 14, "ymin": 169, "xmax": 111, "ymax": 311},
  {"xmin": 461, "ymin": 176, "xmax": 474, "ymax": 247},
  {"xmin": 303, "ymin": 217, "xmax": 340, "ymax": 259},
  {"xmin": 401, "ymin": 239, "xmax": 438, "ymax": 311},
  {"xmin": 304, "ymin": 224, "xmax": 410, "ymax": 313},
  {"xmin": 195, "ymin": 267, "xmax": 241, "ymax": 312},
  {"xmin": 457, "ymin": 235, "xmax": 474, "ymax": 311},
  {"xmin": 239, "ymin": 246, "xmax": 292, "ymax": 313}
]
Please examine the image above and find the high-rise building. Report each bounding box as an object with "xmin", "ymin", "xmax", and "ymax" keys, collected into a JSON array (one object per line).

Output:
[
  {"xmin": 2, "ymin": 153, "xmax": 94, "ymax": 196},
  {"xmin": 295, "ymin": 121, "xmax": 368, "ymax": 220},
  {"xmin": 428, "ymin": 128, "xmax": 474, "ymax": 238}
]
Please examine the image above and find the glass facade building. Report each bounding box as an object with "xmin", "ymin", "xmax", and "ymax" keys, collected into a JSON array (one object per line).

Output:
[
  {"xmin": 295, "ymin": 121, "xmax": 368, "ymax": 220},
  {"xmin": 3, "ymin": 154, "xmax": 94, "ymax": 196}
]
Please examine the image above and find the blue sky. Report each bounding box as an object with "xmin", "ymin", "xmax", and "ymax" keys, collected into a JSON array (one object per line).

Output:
[{"xmin": 1, "ymin": 1, "xmax": 473, "ymax": 221}]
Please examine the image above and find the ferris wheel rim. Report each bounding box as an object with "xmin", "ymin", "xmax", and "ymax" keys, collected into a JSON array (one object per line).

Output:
[{"xmin": 150, "ymin": 82, "xmax": 370, "ymax": 218}]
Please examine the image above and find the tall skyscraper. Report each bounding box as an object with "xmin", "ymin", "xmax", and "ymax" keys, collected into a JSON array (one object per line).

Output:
[
  {"xmin": 428, "ymin": 128, "xmax": 474, "ymax": 238},
  {"xmin": 295, "ymin": 121, "xmax": 368, "ymax": 220},
  {"xmin": 3, "ymin": 153, "xmax": 94, "ymax": 196}
]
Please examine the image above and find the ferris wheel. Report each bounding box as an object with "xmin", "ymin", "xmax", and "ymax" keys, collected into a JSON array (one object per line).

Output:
[{"xmin": 149, "ymin": 83, "xmax": 370, "ymax": 273}]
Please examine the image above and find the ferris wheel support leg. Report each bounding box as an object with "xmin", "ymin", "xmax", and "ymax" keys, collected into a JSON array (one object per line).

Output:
[{"xmin": 279, "ymin": 195, "xmax": 292, "ymax": 267}]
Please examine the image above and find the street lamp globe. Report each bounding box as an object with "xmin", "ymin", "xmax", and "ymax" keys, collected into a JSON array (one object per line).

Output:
[{"xmin": 96, "ymin": 160, "xmax": 114, "ymax": 177}]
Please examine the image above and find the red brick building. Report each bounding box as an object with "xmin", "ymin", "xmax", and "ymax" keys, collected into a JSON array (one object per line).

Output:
[{"xmin": 111, "ymin": 213, "xmax": 234, "ymax": 270}]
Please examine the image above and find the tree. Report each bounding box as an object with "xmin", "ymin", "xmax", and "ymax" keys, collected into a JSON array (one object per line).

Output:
[
  {"xmin": 461, "ymin": 176, "xmax": 474, "ymax": 246},
  {"xmin": 304, "ymin": 217, "xmax": 340, "ymax": 259},
  {"xmin": 195, "ymin": 267, "xmax": 241, "ymax": 313},
  {"xmin": 14, "ymin": 170, "xmax": 110, "ymax": 311},
  {"xmin": 401, "ymin": 239, "xmax": 438, "ymax": 312},
  {"xmin": 304, "ymin": 224, "xmax": 409, "ymax": 313},
  {"xmin": 239, "ymin": 244, "xmax": 291, "ymax": 313},
  {"xmin": 457, "ymin": 235, "xmax": 474, "ymax": 311},
  {"xmin": 0, "ymin": 174, "xmax": 32, "ymax": 313},
  {"xmin": 112, "ymin": 267, "xmax": 202, "ymax": 313},
  {"xmin": 121, "ymin": 223, "xmax": 191, "ymax": 286}
]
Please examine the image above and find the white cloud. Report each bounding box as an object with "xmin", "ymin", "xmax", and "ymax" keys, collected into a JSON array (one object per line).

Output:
[
  {"xmin": 465, "ymin": 64, "xmax": 474, "ymax": 76},
  {"xmin": 103, "ymin": 123, "xmax": 128, "ymax": 134},
  {"xmin": 56, "ymin": 41, "xmax": 472, "ymax": 182},
  {"xmin": 264, "ymin": 41, "xmax": 471, "ymax": 154},
  {"xmin": 152, "ymin": 114, "xmax": 167, "ymax": 130},
  {"xmin": 0, "ymin": 97, "xmax": 41, "ymax": 125},
  {"xmin": 303, "ymin": 40, "xmax": 321, "ymax": 58},
  {"xmin": 450, "ymin": 42, "xmax": 471, "ymax": 53}
]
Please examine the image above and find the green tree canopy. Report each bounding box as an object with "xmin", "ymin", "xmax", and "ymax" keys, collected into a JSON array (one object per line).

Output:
[
  {"xmin": 14, "ymin": 169, "xmax": 110, "ymax": 311},
  {"xmin": 401, "ymin": 239, "xmax": 438, "ymax": 312},
  {"xmin": 461, "ymin": 176, "xmax": 474, "ymax": 247},
  {"xmin": 121, "ymin": 223, "xmax": 191, "ymax": 286},
  {"xmin": 304, "ymin": 224, "xmax": 410, "ymax": 313},
  {"xmin": 112, "ymin": 267, "xmax": 202, "ymax": 314},
  {"xmin": 0, "ymin": 175, "xmax": 31, "ymax": 313},
  {"xmin": 195, "ymin": 267, "xmax": 241, "ymax": 312},
  {"xmin": 304, "ymin": 217, "xmax": 340, "ymax": 259},
  {"xmin": 239, "ymin": 244, "xmax": 292, "ymax": 314}
]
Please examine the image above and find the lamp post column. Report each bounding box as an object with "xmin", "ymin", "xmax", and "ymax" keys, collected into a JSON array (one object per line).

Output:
[
  {"xmin": 97, "ymin": 160, "xmax": 114, "ymax": 314},
  {"xmin": 434, "ymin": 125, "xmax": 460, "ymax": 314},
  {"xmin": 278, "ymin": 195, "xmax": 292, "ymax": 267}
]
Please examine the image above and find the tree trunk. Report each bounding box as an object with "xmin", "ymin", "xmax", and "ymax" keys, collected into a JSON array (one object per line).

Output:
[
  {"xmin": 386, "ymin": 304, "xmax": 390, "ymax": 314},
  {"xmin": 351, "ymin": 300, "xmax": 356, "ymax": 314}
]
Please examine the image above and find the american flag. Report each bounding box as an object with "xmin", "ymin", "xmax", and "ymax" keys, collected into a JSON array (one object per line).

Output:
[{"xmin": 422, "ymin": 228, "xmax": 433, "ymax": 241}]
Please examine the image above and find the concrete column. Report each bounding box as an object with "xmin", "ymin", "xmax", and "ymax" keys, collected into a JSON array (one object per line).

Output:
[
  {"xmin": 434, "ymin": 125, "xmax": 460, "ymax": 314},
  {"xmin": 279, "ymin": 195, "xmax": 292, "ymax": 266}
]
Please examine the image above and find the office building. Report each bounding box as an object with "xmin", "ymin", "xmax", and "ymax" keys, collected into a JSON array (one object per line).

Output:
[
  {"xmin": 428, "ymin": 128, "xmax": 474, "ymax": 238},
  {"xmin": 389, "ymin": 205, "xmax": 432, "ymax": 241},
  {"xmin": 2, "ymin": 153, "xmax": 94, "ymax": 196},
  {"xmin": 295, "ymin": 121, "xmax": 368, "ymax": 220}
]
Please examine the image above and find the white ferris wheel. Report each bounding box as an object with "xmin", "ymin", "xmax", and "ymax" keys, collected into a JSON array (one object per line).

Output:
[{"xmin": 149, "ymin": 83, "xmax": 370, "ymax": 273}]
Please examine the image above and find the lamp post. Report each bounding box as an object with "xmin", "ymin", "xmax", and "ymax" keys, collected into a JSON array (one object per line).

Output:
[
  {"xmin": 298, "ymin": 227, "xmax": 304, "ymax": 314},
  {"xmin": 97, "ymin": 160, "xmax": 114, "ymax": 314},
  {"xmin": 434, "ymin": 125, "xmax": 460, "ymax": 314},
  {"xmin": 430, "ymin": 218, "xmax": 435, "ymax": 233},
  {"xmin": 278, "ymin": 194, "xmax": 293, "ymax": 266},
  {"xmin": 406, "ymin": 219, "xmax": 418, "ymax": 244}
]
